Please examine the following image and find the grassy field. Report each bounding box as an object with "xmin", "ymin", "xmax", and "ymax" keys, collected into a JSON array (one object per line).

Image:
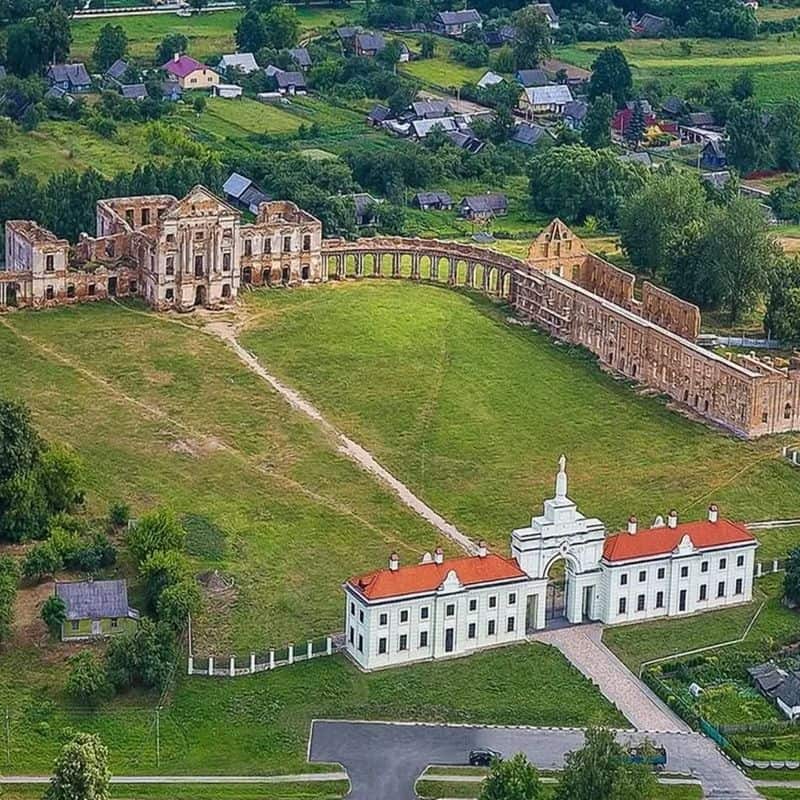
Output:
[
  {"xmin": 0, "ymin": 643, "xmax": 624, "ymax": 774},
  {"xmin": 416, "ymin": 779, "xmax": 704, "ymax": 799},
  {"xmin": 603, "ymin": 574, "xmax": 796, "ymax": 672},
  {"xmin": 239, "ymin": 281, "xmax": 800, "ymax": 549},
  {"xmin": 69, "ymin": 6, "xmax": 358, "ymax": 64},
  {"xmin": 555, "ymin": 36, "xmax": 800, "ymax": 103},
  {"xmin": 757, "ymin": 5, "xmax": 800, "ymax": 20},
  {"xmin": 0, "ymin": 786, "xmax": 348, "ymax": 800},
  {"xmin": 752, "ymin": 526, "xmax": 800, "ymax": 560},
  {"xmin": 183, "ymin": 96, "xmax": 305, "ymax": 138}
]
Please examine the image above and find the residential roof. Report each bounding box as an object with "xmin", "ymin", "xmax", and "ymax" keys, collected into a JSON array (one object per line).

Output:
[
  {"xmin": 541, "ymin": 59, "xmax": 591, "ymax": 81},
  {"xmin": 223, "ymin": 171, "xmax": 253, "ymax": 200},
  {"xmin": 511, "ymin": 122, "xmax": 552, "ymax": 146},
  {"xmin": 703, "ymin": 139, "xmax": 726, "ymax": 158},
  {"xmin": 219, "ymin": 52, "xmax": 259, "ymax": 73},
  {"xmin": 105, "ymin": 58, "xmax": 129, "ymax": 81},
  {"xmin": 636, "ymin": 12, "xmax": 669, "ymax": 35},
  {"xmin": 414, "ymin": 191, "xmax": 452, "ymax": 206},
  {"xmin": 240, "ymin": 184, "xmax": 270, "ymax": 209},
  {"xmin": 461, "ymin": 193, "xmax": 508, "ymax": 213},
  {"xmin": 661, "ymin": 96, "xmax": 685, "ymax": 116},
  {"xmin": 337, "ymin": 26, "xmax": 358, "ymax": 39},
  {"xmin": 348, "ymin": 553, "xmax": 527, "ymax": 601},
  {"xmin": 350, "ymin": 192, "xmax": 381, "ymax": 217},
  {"xmin": 44, "ymin": 85, "xmax": 72, "ymax": 102},
  {"xmin": 289, "ymin": 47, "xmax": 312, "ymax": 68},
  {"xmin": 411, "ymin": 116, "xmax": 457, "ymax": 138},
  {"xmin": 56, "ymin": 579, "xmax": 138, "ymax": 621},
  {"xmin": 563, "ymin": 99, "xmax": 588, "ymax": 121},
  {"xmin": 618, "ymin": 150, "xmax": 654, "ymax": 168},
  {"xmin": 412, "ymin": 99, "xmax": 450, "ymax": 119},
  {"xmin": 446, "ymin": 129, "xmax": 484, "ymax": 153},
  {"xmin": 437, "ymin": 8, "xmax": 482, "ymax": 26},
  {"xmin": 367, "ymin": 104, "xmax": 392, "ymax": 123},
  {"xmin": 626, "ymin": 98, "xmax": 653, "ymax": 115},
  {"xmin": 275, "ymin": 70, "xmax": 306, "ymax": 89},
  {"xmin": 602, "ymin": 518, "xmax": 755, "ymax": 563},
  {"xmin": 516, "ymin": 68, "xmax": 549, "ymax": 87},
  {"xmin": 748, "ymin": 664, "xmax": 787, "ymax": 696},
  {"xmin": 162, "ymin": 54, "xmax": 207, "ymax": 78},
  {"xmin": 477, "ymin": 70, "xmax": 504, "ymax": 89},
  {"xmin": 356, "ymin": 32, "xmax": 386, "ymax": 52},
  {"xmin": 47, "ymin": 63, "xmax": 91, "ymax": 88},
  {"xmin": 534, "ymin": 3, "xmax": 559, "ymax": 23},
  {"xmin": 688, "ymin": 111, "xmax": 717, "ymax": 127},
  {"xmin": 524, "ymin": 84, "xmax": 573, "ymax": 106},
  {"xmin": 775, "ymin": 673, "xmax": 800, "ymax": 709},
  {"xmin": 120, "ymin": 83, "xmax": 147, "ymax": 100}
]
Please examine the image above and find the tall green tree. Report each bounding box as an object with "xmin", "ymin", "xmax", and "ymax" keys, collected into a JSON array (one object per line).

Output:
[
  {"xmin": 624, "ymin": 101, "xmax": 646, "ymax": 148},
  {"xmin": 41, "ymin": 594, "xmax": 66, "ymax": 635},
  {"xmin": 588, "ymin": 47, "xmax": 632, "ymax": 108},
  {"xmin": 92, "ymin": 24, "xmax": 128, "ymax": 71},
  {"xmin": 785, "ymin": 546, "xmax": 800, "ymax": 605},
  {"xmin": 5, "ymin": 22, "xmax": 44, "ymax": 77},
  {"xmin": 35, "ymin": 6, "xmax": 72, "ymax": 65},
  {"xmin": 155, "ymin": 33, "xmax": 188, "ymax": 66},
  {"xmin": 66, "ymin": 652, "xmax": 111, "ymax": 705},
  {"xmin": 764, "ymin": 257, "xmax": 800, "ymax": 341},
  {"xmin": 44, "ymin": 733, "xmax": 110, "ymax": 800},
  {"xmin": 480, "ymin": 753, "xmax": 543, "ymax": 800},
  {"xmin": 264, "ymin": 5, "xmax": 300, "ymax": 50},
  {"xmin": 126, "ymin": 507, "xmax": 185, "ymax": 564},
  {"xmin": 0, "ymin": 399, "xmax": 41, "ymax": 483},
  {"xmin": 581, "ymin": 94, "xmax": 614, "ymax": 149},
  {"xmin": 726, "ymin": 101, "xmax": 770, "ymax": 173},
  {"xmin": 512, "ymin": 5, "xmax": 551, "ymax": 70},
  {"xmin": 235, "ymin": 9, "xmax": 268, "ymax": 54},
  {"xmin": 554, "ymin": 728, "xmax": 657, "ymax": 800},
  {"xmin": 769, "ymin": 99, "xmax": 800, "ymax": 172}
]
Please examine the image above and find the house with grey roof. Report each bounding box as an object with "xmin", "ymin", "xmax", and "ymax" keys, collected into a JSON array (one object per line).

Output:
[
  {"xmin": 223, "ymin": 171, "xmax": 271, "ymax": 214},
  {"xmin": 289, "ymin": 47, "xmax": 312, "ymax": 71},
  {"xmin": 275, "ymin": 70, "xmax": 307, "ymax": 95},
  {"xmin": 433, "ymin": 9, "xmax": 483, "ymax": 36},
  {"xmin": 519, "ymin": 84, "xmax": 573, "ymax": 115},
  {"xmin": 749, "ymin": 663, "xmax": 800, "ymax": 720},
  {"xmin": 412, "ymin": 99, "xmax": 451, "ymax": 119},
  {"xmin": 120, "ymin": 83, "xmax": 147, "ymax": 101},
  {"xmin": 515, "ymin": 69, "xmax": 550, "ymax": 88},
  {"xmin": 458, "ymin": 193, "xmax": 508, "ymax": 221},
  {"xmin": 55, "ymin": 579, "xmax": 139, "ymax": 641},
  {"xmin": 412, "ymin": 191, "xmax": 453, "ymax": 211},
  {"xmin": 534, "ymin": 3, "xmax": 560, "ymax": 28},
  {"xmin": 563, "ymin": 99, "xmax": 588, "ymax": 129},
  {"xmin": 219, "ymin": 52, "xmax": 259, "ymax": 74},
  {"xmin": 477, "ymin": 71, "xmax": 504, "ymax": 89},
  {"xmin": 511, "ymin": 121, "xmax": 553, "ymax": 147},
  {"xmin": 446, "ymin": 129, "xmax": 485, "ymax": 153},
  {"xmin": 366, "ymin": 104, "xmax": 392, "ymax": 126},
  {"xmin": 104, "ymin": 58, "xmax": 129, "ymax": 85},
  {"xmin": 355, "ymin": 32, "xmax": 386, "ymax": 57},
  {"xmin": 46, "ymin": 63, "xmax": 91, "ymax": 94}
]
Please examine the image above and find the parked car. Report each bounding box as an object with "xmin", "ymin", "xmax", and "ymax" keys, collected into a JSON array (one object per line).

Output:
[{"xmin": 469, "ymin": 749, "xmax": 502, "ymax": 766}]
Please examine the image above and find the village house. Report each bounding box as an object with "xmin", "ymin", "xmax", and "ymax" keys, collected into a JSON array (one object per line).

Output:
[
  {"xmin": 275, "ymin": 70, "xmax": 307, "ymax": 95},
  {"xmin": 433, "ymin": 9, "xmax": 483, "ymax": 36},
  {"xmin": 104, "ymin": 58, "xmax": 130, "ymax": 86},
  {"xmin": 219, "ymin": 52, "xmax": 259, "ymax": 74},
  {"xmin": 483, "ymin": 25, "xmax": 515, "ymax": 46},
  {"xmin": 120, "ymin": 83, "xmax": 148, "ymax": 101},
  {"xmin": 515, "ymin": 68, "xmax": 549, "ymax": 87},
  {"xmin": 366, "ymin": 104, "xmax": 393, "ymax": 127},
  {"xmin": 534, "ymin": 2, "xmax": 560, "ymax": 28},
  {"xmin": 630, "ymin": 12, "xmax": 670, "ymax": 36},
  {"xmin": 348, "ymin": 193, "xmax": 382, "ymax": 226},
  {"xmin": 412, "ymin": 99, "xmax": 451, "ymax": 119},
  {"xmin": 563, "ymin": 99, "xmax": 588, "ymax": 129},
  {"xmin": 700, "ymin": 139, "xmax": 727, "ymax": 169},
  {"xmin": 541, "ymin": 59, "xmax": 591, "ymax": 88},
  {"xmin": 344, "ymin": 458, "xmax": 758, "ymax": 670},
  {"xmin": 477, "ymin": 71, "xmax": 504, "ymax": 89},
  {"xmin": 511, "ymin": 121, "xmax": 553, "ymax": 147},
  {"xmin": 56, "ymin": 579, "xmax": 139, "ymax": 641},
  {"xmin": 749, "ymin": 663, "xmax": 800, "ymax": 720},
  {"xmin": 412, "ymin": 192, "xmax": 453, "ymax": 211},
  {"xmin": 459, "ymin": 193, "xmax": 508, "ymax": 221},
  {"xmin": 162, "ymin": 54, "xmax": 220, "ymax": 90},
  {"xmin": 213, "ymin": 84, "xmax": 243, "ymax": 99},
  {"xmin": 519, "ymin": 84, "xmax": 573, "ymax": 116},
  {"xmin": 46, "ymin": 63, "xmax": 91, "ymax": 93},
  {"xmin": 289, "ymin": 47, "xmax": 313, "ymax": 71},
  {"xmin": 354, "ymin": 32, "xmax": 386, "ymax": 57},
  {"xmin": 223, "ymin": 172, "xmax": 270, "ymax": 214}
]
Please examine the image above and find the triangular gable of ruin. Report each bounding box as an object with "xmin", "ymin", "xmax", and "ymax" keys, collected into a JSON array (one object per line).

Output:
[
  {"xmin": 164, "ymin": 185, "xmax": 241, "ymax": 220},
  {"xmin": 527, "ymin": 218, "xmax": 588, "ymax": 265}
]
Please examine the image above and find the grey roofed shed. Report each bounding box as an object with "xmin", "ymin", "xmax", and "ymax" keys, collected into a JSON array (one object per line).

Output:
[
  {"xmin": 289, "ymin": 47, "xmax": 312, "ymax": 69},
  {"xmin": 56, "ymin": 579, "xmax": 138, "ymax": 621},
  {"xmin": 437, "ymin": 9, "xmax": 482, "ymax": 25},
  {"xmin": 223, "ymin": 171, "xmax": 252, "ymax": 200},
  {"xmin": 105, "ymin": 58, "xmax": 129, "ymax": 82},
  {"xmin": 121, "ymin": 83, "xmax": 147, "ymax": 100}
]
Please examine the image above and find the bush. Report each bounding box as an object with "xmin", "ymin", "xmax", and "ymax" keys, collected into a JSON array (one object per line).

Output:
[
  {"xmin": 105, "ymin": 618, "xmax": 176, "ymax": 692},
  {"xmin": 22, "ymin": 541, "xmax": 61, "ymax": 582},
  {"xmin": 140, "ymin": 549, "xmax": 188, "ymax": 612},
  {"xmin": 157, "ymin": 579, "xmax": 201, "ymax": 630},
  {"xmin": 65, "ymin": 651, "xmax": 111, "ymax": 705},
  {"xmin": 108, "ymin": 501, "xmax": 130, "ymax": 528},
  {"xmin": 41, "ymin": 595, "xmax": 66, "ymax": 634},
  {"xmin": 127, "ymin": 508, "xmax": 185, "ymax": 564}
]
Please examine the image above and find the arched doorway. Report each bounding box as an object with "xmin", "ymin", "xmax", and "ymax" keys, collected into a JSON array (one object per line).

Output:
[
  {"xmin": 545, "ymin": 557, "xmax": 568, "ymax": 626},
  {"xmin": 194, "ymin": 285, "xmax": 206, "ymax": 307}
]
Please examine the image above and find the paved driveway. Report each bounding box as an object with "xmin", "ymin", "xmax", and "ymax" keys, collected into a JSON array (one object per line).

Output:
[{"xmin": 309, "ymin": 721, "xmax": 761, "ymax": 800}]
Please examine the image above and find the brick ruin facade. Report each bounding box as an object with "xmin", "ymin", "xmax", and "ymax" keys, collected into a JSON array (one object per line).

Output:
[
  {"xmin": 2, "ymin": 189, "xmax": 798, "ymax": 438},
  {"xmin": 1, "ymin": 186, "xmax": 323, "ymax": 312}
]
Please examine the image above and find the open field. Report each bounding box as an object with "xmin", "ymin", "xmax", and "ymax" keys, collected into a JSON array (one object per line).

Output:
[
  {"xmin": 183, "ymin": 96, "xmax": 305, "ymax": 138},
  {"xmin": 69, "ymin": 6, "xmax": 358, "ymax": 64},
  {"xmin": 0, "ymin": 786, "xmax": 348, "ymax": 800},
  {"xmin": 555, "ymin": 36, "xmax": 800, "ymax": 103},
  {"xmin": 757, "ymin": 5, "xmax": 800, "ymax": 20},
  {"xmin": 239, "ymin": 281, "xmax": 800, "ymax": 548}
]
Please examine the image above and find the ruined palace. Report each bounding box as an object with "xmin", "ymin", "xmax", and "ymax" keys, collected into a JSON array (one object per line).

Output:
[{"xmin": 2, "ymin": 187, "xmax": 799, "ymax": 438}]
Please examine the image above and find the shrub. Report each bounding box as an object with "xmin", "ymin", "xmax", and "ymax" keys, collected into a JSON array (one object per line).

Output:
[
  {"xmin": 105, "ymin": 618, "xmax": 176, "ymax": 692},
  {"xmin": 139, "ymin": 549, "xmax": 188, "ymax": 611},
  {"xmin": 22, "ymin": 541, "xmax": 62, "ymax": 582},
  {"xmin": 127, "ymin": 508, "xmax": 185, "ymax": 564},
  {"xmin": 65, "ymin": 651, "xmax": 111, "ymax": 705},
  {"xmin": 108, "ymin": 501, "xmax": 130, "ymax": 528},
  {"xmin": 157, "ymin": 579, "xmax": 201, "ymax": 630},
  {"xmin": 41, "ymin": 595, "xmax": 66, "ymax": 634}
]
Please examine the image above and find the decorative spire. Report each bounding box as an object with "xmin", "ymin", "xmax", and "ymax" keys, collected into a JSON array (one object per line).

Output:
[{"xmin": 555, "ymin": 454, "xmax": 568, "ymax": 499}]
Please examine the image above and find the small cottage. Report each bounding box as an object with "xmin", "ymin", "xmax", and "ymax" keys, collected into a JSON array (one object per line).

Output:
[
  {"xmin": 459, "ymin": 193, "xmax": 508, "ymax": 221},
  {"xmin": 56, "ymin": 579, "xmax": 139, "ymax": 641}
]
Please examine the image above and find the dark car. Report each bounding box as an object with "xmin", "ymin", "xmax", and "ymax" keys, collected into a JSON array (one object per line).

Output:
[{"xmin": 469, "ymin": 749, "xmax": 502, "ymax": 766}]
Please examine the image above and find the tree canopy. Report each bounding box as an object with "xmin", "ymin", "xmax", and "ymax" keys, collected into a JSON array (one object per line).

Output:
[
  {"xmin": 45, "ymin": 733, "xmax": 111, "ymax": 800},
  {"xmin": 480, "ymin": 753, "xmax": 543, "ymax": 800},
  {"xmin": 512, "ymin": 5, "xmax": 552, "ymax": 70},
  {"xmin": 588, "ymin": 47, "xmax": 631, "ymax": 108}
]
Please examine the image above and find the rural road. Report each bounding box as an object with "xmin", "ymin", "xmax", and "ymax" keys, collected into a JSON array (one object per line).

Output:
[{"xmin": 309, "ymin": 720, "xmax": 762, "ymax": 800}]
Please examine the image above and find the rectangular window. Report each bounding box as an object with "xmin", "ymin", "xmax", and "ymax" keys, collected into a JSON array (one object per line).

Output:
[
  {"xmin": 222, "ymin": 252, "xmax": 231, "ymax": 271},
  {"xmin": 488, "ymin": 596, "xmax": 497, "ymax": 609},
  {"xmin": 165, "ymin": 288, "xmax": 174, "ymax": 300},
  {"xmin": 701, "ymin": 561, "xmax": 709, "ymax": 573},
  {"xmin": 508, "ymin": 592, "xmax": 516, "ymax": 605},
  {"xmin": 680, "ymin": 566, "xmax": 689, "ymax": 578},
  {"xmin": 488, "ymin": 619, "xmax": 496, "ymax": 636},
  {"xmin": 468, "ymin": 598, "xmax": 477, "ymax": 612},
  {"xmin": 195, "ymin": 230, "xmax": 204, "ymax": 241},
  {"xmin": 378, "ymin": 637, "xmax": 387, "ymax": 654},
  {"xmin": 618, "ymin": 597, "xmax": 627, "ymax": 614},
  {"xmin": 283, "ymin": 235, "xmax": 291, "ymax": 252},
  {"xmin": 620, "ymin": 573, "xmax": 628, "ymax": 586},
  {"xmin": 350, "ymin": 602, "xmax": 355, "ymax": 616},
  {"xmin": 679, "ymin": 589, "xmax": 687, "ymax": 612},
  {"xmin": 166, "ymin": 256, "xmax": 175, "ymax": 276},
  {"xmin": 446, "ymin": 603, "xmax": 455, "ymax": 617},
  {"xmin": 194, "ymin": 254, "xmax": 204, "ymax": 276},
  {"xmin": 468, "ymin": 622, "xmax": 476, "ymax": 639},
  {"xmin": 110, "ymin": 618, "xmax": 118, "ymax": 628},
  {"xmin": 399, "ymin": 634, "xmax": 408, "ymax": 651},
  {"xmin": 419, "ymin": 631, "xmax": 428, "ymax": 648},
  {"xmin": 357, "ymin": 634, "xmax": 363, "ymax": 652},
  {"xmin": 719, "ymin": 558, "xmax": 727, "ymax": 570},
  {"xmin": 358, "ymin": 609, "xmax": 364, "ymax": 623},
  {"xmin": 717, "ymin": 581, "xmax": 725, "ymax": 598},
  {"xmin": 166, "ymin": 233, "xmax": 175, "ymax": 244},
  {"xmin": 735, "ymin": 578, "xmax": 743, "ymax": 595},
  {"xmin": 420, "ymin": 606, "xmax": 429, "ymax": 620},
  {"xmin": 45, "ymin": 254, "xmax": 54, "ymax": 272},
  {"xmin": 400, "ymin": 609, "xmax": 409, "ymax": 623},
  {"xmin": 379, "ymin": 612, "xmax": 387, "ymax": 626},
  {"xmin": 141, "ymin": 208, "xmax": 150, "ymax": 225},
  {"xmin": 264, "ymin": 238, "xmax": 272, "ymax": 253},
  {"xmin": 349, "ymin": 626, "xmax": 354, "ymax": 644},
  {"xmin": 303, "ymin": 234, "xmax": 311, "ymax": 251},
  {"xmin": 636, "ymin": 594, "xmax": 645, "ymax": 611},
  {"xmin": 655, "ymin": 591, "xmax": 664, "ymax": 609},
  {"xmin": 737, "ymin": 555, "xmax": 745, "ymax": 567},
  {"xmin": 657, "ymin": 567, "xmax": 665, "ymax": 579},
  {"xmin": 244, "ymin": 239, "xmax": 252, "ymax": 256},
  {"xmin": 88, "ymin": 283, "xmax": 95, "ymax": 296},
  {"xmin": 699, "ymin": 584, "xmax": 707, "ymax": 601},
  {"xmin": 507, "ymin": 616, "xmax": 515, "ymax": 632},
  {"xmin": 71, "ymin": 620, "xmax": 79, "ymax": 631},
  {"xmin": 638, "ymin": 570, "xmax": 646, "ymax": 583}
]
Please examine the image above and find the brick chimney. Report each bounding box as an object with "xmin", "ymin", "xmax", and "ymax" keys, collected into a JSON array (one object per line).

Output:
[
  {"xmin": 627, "ymin": 516, "xmax": 637, "ymax": 535},
  {"xmin": 389, "ymin": 552, "xmax": 399, "ymax": 571},
  {"xmin": 667, "ymin": 509, "xmax": 678, "ymax": 529},
  {"xmin": 708, "ymin": 504, "xmax": 719, "ymax": 523}
]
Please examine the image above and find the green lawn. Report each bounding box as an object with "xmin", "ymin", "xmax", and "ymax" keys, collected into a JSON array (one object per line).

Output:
[
  {"xmin": 401, "ymin": 55, "xmax": 488, "ymax": 89},
  {"xmin": 760, "ymin": 791, "xmax": 800, "ymax": 800},
  {"xmin": 752, "ymin": 526, "xmax": 800, "ymax": 561},
  {"xmin": 555, "ymin": 35, "xmax": 800, "ymax": 103},
  {"xmin": 416, "ymin": 779, "xmax": 704, "ymax": 799},
  {"xmin": 0, "ymin": 643, "xmax": 624, "ymax": 774},
  {"xmin": 183, "ymin": 96, "xmax": 305, "ymax": 138},
  {"xmin": 0, "ymin": 786, "xmax": 348, "ymax": 800}
]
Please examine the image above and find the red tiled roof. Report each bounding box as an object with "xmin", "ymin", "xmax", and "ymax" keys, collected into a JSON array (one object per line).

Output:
[
  {"xmin": 162, "ymin": 55, "xmax": 206, "ymax": 78},
  {"xmin": 348, "ymin": 554, "xmax": 527, "ymax": 600},
  {"xmin": 603, "ymin": 518, "xmax": 755, "ymax": 562}
]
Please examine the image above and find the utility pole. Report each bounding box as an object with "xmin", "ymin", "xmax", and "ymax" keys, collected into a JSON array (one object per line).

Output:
[{"xmin": 155, "ymin": 707, "xmax": 161, "ymax": 769}]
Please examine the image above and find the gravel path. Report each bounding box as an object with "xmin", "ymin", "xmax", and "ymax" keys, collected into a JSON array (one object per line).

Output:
[
  {"xmin": 532, "ymin": 624, "xmax": 690, "ymax": 733},
  {"xmin": 206, "ymin": 322, "xmax": 478, "ymax": 555}
]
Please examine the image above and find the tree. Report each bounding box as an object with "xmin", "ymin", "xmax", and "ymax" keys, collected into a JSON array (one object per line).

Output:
[
  {"xmin": 126, "ymin": 508, "xmax": 185, "ymax": 564},
  {"xmin": 5, "ymin": 22, "xmax": 43, "ymax": 77},
  {"xmin": 38, "ymin": 445, "xmax": 85, "ymax": 516},
  {"xmin": 105, "ymin": 618, "xmax": 176, "ymax": 692},
  {"xmin": 0, "ymin": 399, "xmax": 41, "ymax": 484},
  {"xmin": 21, "ymin": 540, "xmax": 61, "ymax": 582},
  {"xmin": 157, "ymin": 579, "xmax": 201, "ymax": 630},
  {"xmin": 554, "ymin": 728, "xmax": 657, "ymax": 800},
  {"xmin": 0, "ymin": 556, "xmax": 18, "ymax": 643},
  {"xmin": 44, "ymin": 733, "xmax": 110, "ymax": 800},
  {"xmin": 512, "ymin": 5, "xmax": 551, "ymax": 70},
  {"xmin": 66, "ymin": 651, "xmax": 111, "ymax": 705},
  {"xmin": 155, "ymin": 33, "xmax": 188, "ymax": 66},
  {"xmin": 480, "ymin": 753, "xmax": 543, "ymax": 800},
  {"xmin": 726, "ymin": 101, "xmax": 770, "ymax": 173},
  {"xmin": 92, "ymin": 24, "xmax": 128, "ymax": 72},
  {"xmin": 420, "ymin": 35, "xmax": 435, "ymax": 59},
  {"xmin": 235, "ymin": 9, "xmax": 268, "ymax": 54},
  {"xmin": 619, "ymin": 169, "xmax": 709, "ymax": 276},
  {"xmin": 140, "ymin": 549, "xmax": 189, "ymax": 611},
  {"xmin": 581, "ymin": 94, "xmax": 614, "ymax": 149},
  {"xmin": 764, "ymin": 258, "xmax": 800, "ymax": 342},
  {"xmin": 731, "ymin": 71, "xmax": 754, "ymax": 101},
  {"xmin": 588, "ymin": 47, "xmax": 632, "ymax": 109},
  {"xmin": 785, "ymin": 546, "xmax": 800, "ymax": 605},
  {"xmin": 625, "ymin": 101, "xmax": 646, "ymax": 148},
  {"xmin": 490, "ymin": 44, "xmax": 515, "ymax": 74},
  {"xmin": 769, "ymin": 99, "xmax": 800, "ymax": 173},
  {"xmin": 41, "ymin": 594, "xmax": 66, "ymax": 635},
  {"xmin": 264, "ymin": 5, "xmax": 300, "ymax": 50},
  {"xmin": 192, "ymin": 94, "xmax": 206, "ymax": 113},
  {"xmin": 35, "ymin": 6, "xmax": 72, "ymax": 65}
]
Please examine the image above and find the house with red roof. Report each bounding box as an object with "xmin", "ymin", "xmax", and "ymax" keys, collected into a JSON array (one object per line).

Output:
[
  {"xmin": 344, "ymin": 456, "xmax": 758, "ymax": 671},
  {"xmin": 162, "ymin": 53, "xmax": 220, "ymax": 91}
]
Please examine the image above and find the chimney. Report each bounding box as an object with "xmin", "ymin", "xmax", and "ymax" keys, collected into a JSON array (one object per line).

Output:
[
  {"xmin": 652, "ymin": 515, "xmax": 665, "ymax": 528},
  {"xmin": 477, "ymin": 540, "xmax": 487, "ymax": 558},
  {"xmin": 421, "ymin": 551, "xmax": 433, "ymax": 564},
  {"xmin": 627, "ymin": 516, "xmax": 637, "ymax": 535},
  {"xmin": 434, "ymin": 547, "xmax": 444, "ymax": 565},
  {"xmin": 174, "ymin": 52, "xmax": 181, "ymax": 62},
  {"xmin": 667, "ymin": 509, "xmax": 678, "ymax": 529},
  {"xmin": 708, "ymin": 504, "xmax": 719, "ymax": 524},
  {"xmin": 389, "ymin": 552, "xmax": 399, "ymax": 572}
]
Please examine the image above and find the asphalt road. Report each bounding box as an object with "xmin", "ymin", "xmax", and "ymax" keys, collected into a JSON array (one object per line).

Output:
[{"xmin": 309, "ymin": 720, "xmax": 762, "ymax": 800}]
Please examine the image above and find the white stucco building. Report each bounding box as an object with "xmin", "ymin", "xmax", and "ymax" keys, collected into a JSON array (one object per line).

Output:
[{"xmin": 344, "ymin": 457, "xmax": 758, "ymax": 671}]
